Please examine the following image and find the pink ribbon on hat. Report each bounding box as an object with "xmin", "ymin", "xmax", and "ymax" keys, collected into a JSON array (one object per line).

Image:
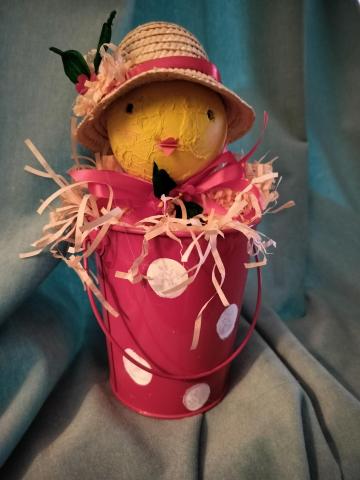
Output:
[
  {"xmin": 76, "ymin": 56, "xmax": 222, "ymax": 98},
  {"xmin": 125, "ymin": 56, "xmax": 222, "ymax": 82}
]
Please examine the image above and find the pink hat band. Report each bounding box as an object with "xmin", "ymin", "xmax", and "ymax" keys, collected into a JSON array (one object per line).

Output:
[{"xmin": 125, "ymin": 55, "xmax": 222, "ymax": 83}]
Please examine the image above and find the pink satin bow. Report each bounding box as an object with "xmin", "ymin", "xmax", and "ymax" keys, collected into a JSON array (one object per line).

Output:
[{"xmin": 69, "ymin": 113, "xmax": 268, "ymax": 221}]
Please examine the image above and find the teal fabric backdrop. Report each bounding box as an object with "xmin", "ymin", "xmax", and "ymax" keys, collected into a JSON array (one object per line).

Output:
[{"xmin": 1, "ymin": 0, "xmax": 359, "ymax": 478}]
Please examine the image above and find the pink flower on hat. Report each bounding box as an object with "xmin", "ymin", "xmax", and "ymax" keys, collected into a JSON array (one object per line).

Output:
[
  {"xmin": 75, "ymin": 72, "xmax": 98, "ymax": 94},
  {"xmin": 73, "ymin": 44, "xmax": 130, "ymax": 117}
]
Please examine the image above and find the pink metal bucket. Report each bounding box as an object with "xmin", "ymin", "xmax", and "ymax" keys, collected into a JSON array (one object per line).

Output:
[{"xmin": 85, "ymin": 226, "xmax": 261, "ymax": 419}]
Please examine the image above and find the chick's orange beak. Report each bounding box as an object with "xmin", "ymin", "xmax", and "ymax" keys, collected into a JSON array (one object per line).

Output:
[{"xmin": 157, "ymin": 137, "xmax": 178, "ymax": 156}]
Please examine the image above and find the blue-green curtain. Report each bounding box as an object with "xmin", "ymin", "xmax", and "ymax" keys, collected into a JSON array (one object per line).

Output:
[{"xmin": 1, "ymin": 1, "xmax": 359, "ymax": 478}]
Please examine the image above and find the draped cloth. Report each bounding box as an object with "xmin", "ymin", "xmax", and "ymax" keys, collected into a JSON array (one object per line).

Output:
[{"xmin": 1, "ymin": 1, "xmax": 359, "ymax": 478}]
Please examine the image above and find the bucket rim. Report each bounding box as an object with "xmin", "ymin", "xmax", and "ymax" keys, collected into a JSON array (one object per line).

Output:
[{"xmin": 108, "ymin": 224, "xmax": 248, "ymax": 238}]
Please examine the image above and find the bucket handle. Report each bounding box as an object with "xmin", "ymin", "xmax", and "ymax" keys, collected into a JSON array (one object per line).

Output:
[{"xmin": 83, "ymin": 254, "xmax": 262, "ymax": 381}]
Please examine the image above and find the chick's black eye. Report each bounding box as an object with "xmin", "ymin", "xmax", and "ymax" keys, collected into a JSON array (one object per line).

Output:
[
  {"xmin": 207, "ymin": 109, "xmax": 215, "ymax": 121},
  {"xmin": 126, "ymin": 103, "xmax": 134, "ymax": 113}
]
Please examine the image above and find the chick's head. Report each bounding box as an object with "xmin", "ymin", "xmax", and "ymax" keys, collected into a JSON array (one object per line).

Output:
[{"xmin": 106, "ymin": 80, "xmax": 227, "ymax": 182}]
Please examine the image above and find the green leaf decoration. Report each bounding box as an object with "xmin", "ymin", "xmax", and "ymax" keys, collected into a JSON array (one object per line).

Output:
[
  {"xmin": 152, "ymin": 162, "xmax": 177, "ymax": 199},
  {"xmin": 175, "ymin": 201, "xmax": 203, "ymax": 219},
  {"xmin": 94, "ymin": 10, "xmax": 117, "ymax": 74},
  {"xmin": 49, "ymin": 47, "xmax": 91, "ymax": 84}
]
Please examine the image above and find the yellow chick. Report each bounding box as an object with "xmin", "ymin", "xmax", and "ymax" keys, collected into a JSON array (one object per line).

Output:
[{"xmin": 106, "ymin": 80, "xmax": 228, "ymax": 183}]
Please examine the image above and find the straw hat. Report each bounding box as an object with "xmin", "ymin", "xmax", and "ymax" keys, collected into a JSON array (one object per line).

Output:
[{"xmin": 75, "ymin": 21, "xmax": 255, "ymax": 153}]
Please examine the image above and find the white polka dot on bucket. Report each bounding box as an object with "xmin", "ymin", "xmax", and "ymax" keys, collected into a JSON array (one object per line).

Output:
[
  {"xmin": 216, "ymin": 304, "xmax": 239, "ymax": 340},
  {"xmin": 147, "ymin": 258, "xmax": 188, "ymax": 298},
  {"xmin": 183, "ymin": 383, "xmax": 211, "ymax": 411},
  {"xmin": 123, "ymin": 348, "xmax": 153, "ymax": 386}
]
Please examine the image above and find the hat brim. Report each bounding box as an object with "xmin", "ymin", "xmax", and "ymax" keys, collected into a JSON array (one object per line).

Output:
[{"xmin": 76, "ymin": 68, "xmax": 255, "ymax": 153}]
